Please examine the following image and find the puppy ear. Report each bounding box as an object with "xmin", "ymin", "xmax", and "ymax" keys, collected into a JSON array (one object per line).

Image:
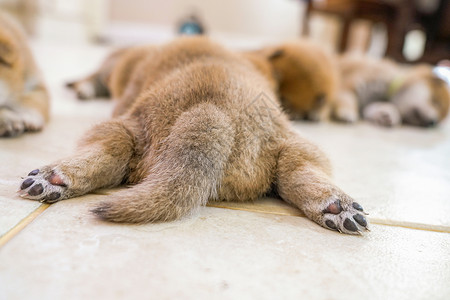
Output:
[
  {"xmin": 0, "ymin": 42, "xmax": 16, "ymax": 67},
  {"xmin": 268, "ymin": 49, "xmax": 284, "ymax": 60}
]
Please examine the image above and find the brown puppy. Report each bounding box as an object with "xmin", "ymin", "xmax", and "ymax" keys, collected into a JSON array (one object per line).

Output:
[
  {"xmin": 333, "ymin": 54, "xmax": 450, "ymax": 127},
  {"xmin": 20, "ymin": 37, "xmax": 369, "ymax": 234},
  {"xmin": 251, "ymin": 40, "xmax": 338, "ymax": 121},
  {"xmin": 0, "ymin": 10, "xmax": 49, "ymax": 137},
  {"xmin": 68, "ymin": 40, "xmax": 339, "ymax": 123}
]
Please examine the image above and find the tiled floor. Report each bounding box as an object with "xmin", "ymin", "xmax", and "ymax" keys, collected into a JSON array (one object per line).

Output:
[{"xmin": 0, "ymin": 42, "xmax": 449, "ymax": 300}]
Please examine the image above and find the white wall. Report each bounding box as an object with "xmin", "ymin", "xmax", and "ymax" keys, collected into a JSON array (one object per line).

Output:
[{"xmin": 107, "ymin": 0, "xmax": 304, "ymax": 46}]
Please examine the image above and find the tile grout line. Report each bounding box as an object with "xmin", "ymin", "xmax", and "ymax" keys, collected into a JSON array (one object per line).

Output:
[
  {"xmin": 207, "ymin": 204, "xmax": 450, "ymax": 234},
  {"xmin": 369, "ymin": 218, "xmax": 450, "ymax": 234},
  {"xmin": 0, "ymin": 204, "xmax": 50, "ymax": 249}
]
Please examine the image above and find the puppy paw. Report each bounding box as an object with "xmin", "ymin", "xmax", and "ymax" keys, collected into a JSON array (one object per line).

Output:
[
  {"xmin": 363, "ymin": 102, "xmax": 401, "ymax": 127},
  {"xmin": 18, "ymin": 168, "xmax": 69, "ymax": 203},
  {"xmin": 66, "ymin": 80, "xmax": 96, "ymax": 100},
  {"xmin": 334, "ymin": 107, "xmax": 358, "ymax": 123},
  {"xmin": 318, "ymin": 195, "xmax": 369, "ymax": 235},
  {"xmin": 0, "ymin": 108, "xmax": 44, "ymax": 137},
  {"xmin": 0, "ymin": 109, "xmax": 25, "ymax": 137}
]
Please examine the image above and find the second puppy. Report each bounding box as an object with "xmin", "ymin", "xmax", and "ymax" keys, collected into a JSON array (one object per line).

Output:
[
  {"xmin": 333, "ymin": 54, "xmax": 450, "ymax": 127},
  {"xmin": 0, "ymin": 10, "xmax": 49, "ymax": 137}
]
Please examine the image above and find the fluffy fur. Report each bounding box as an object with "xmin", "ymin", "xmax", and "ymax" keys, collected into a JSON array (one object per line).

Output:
[
  {"xmin": 20, "ymin": 37, "xmax": 368, "ymax": 234},
  {"xmin": 68, "ymin": 39, "xmax": 339, "ymax": 123},
  {"xmin": 248, "ymin": 40, "xmax": 338, "ymax": 121},
  {"xmin": 333, "ymin": 54, "xmax": 450, "ymax": 127},
  {"xmin": 0, "ymin": 10, "xmax": 49, "ymax": 137}
]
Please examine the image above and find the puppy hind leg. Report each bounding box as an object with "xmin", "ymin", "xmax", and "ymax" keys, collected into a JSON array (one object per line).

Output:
[
  {"xmin": 92, "ymin": 104, "xmax": 235, "ymax": 223},
  {"xmin": 276, "ymin": 135, "xmax": 369, "ymax": 234},
  {"xmin": 66, "ymin": 48, "xmax": 128, "ymax": 100},
  {"xmin": 66, "ymin": 73, "xmax": 110, "ymax": 100},
  {"xmin": 19, "ymin": 119, "xmax": 137, "ymax": 202}
]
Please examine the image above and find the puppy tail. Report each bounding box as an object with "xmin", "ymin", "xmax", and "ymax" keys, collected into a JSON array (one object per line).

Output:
[
  {"xmin": 91, "ymin": 103, "xmax": 235, "ymax": 223},
  {"xmin": 90, "ymin": 178, "xmax": 208, "ymax": 223}
]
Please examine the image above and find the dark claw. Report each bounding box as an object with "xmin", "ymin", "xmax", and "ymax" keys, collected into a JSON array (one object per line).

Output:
[
  {"xmin": 28, "ymin": 184, "xmax": 44, "ymax": 196},
  {"xmin": 352, "ymin": 202, "xmax": 364, "ymax": 211},
  {"xmin": 323, "ymin": 200, "xmax": 342, "ymax": 214},
  {"xmin": 45, "ymin": 192, "xmax": 61, "ymax": 203},
  {"xmin": 325, "ymin": 220, "xmax": 337, "ymax": 230},
  {"xmin": 343, "ymin": 218, "xmax": 358, "ymax": 232},
  {"xmin": 353, "ymin": 214, "xmax": 367, "ymax": 227},
  {"xmin": 28, "ymin": 169, "xmax": 39, "ymax": 176},
  {"xmin": 21, "ymin": 178, "xmax": 35, "ymax": 190}
]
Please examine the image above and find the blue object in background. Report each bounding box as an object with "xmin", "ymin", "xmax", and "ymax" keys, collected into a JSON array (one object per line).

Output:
[{"xmin": 177, "ymin": 14, "xmax": 205, "ymax": 35}]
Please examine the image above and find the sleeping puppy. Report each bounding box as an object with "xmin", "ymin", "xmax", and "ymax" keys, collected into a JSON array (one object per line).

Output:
[
  {"xmin": 67, "ymin": 40, "xmax": 339, "ymax": 123},
  {"xmin": 333, "ymin": 54, "xmax": 450, "ymax": 127},
  {"xmin": 244, "ymin": 40, "xmax": 338, "ymax": 122},
  {"xmin": 0, "ymin": 10, "xmax": 49, "ymax": 137},
  {"xmin": 19, "ymin": 37, "xmax": 369, "ymax": 234}
]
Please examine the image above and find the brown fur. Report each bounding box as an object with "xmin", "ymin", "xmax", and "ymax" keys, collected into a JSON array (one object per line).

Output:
[
  {"xmin": 67, "ymin": 40, "xmax": 339, "ymax": 123},
  {"xmin": 333, "ymin": 54, "xmax": 450, "ymax": 127},
  {"xmin": 255, "ymin": 40, "xmax": 338, "ymax": 121},
  {"xmin": 0, "ymin": 10, "xmax": 49, "ymax": 137},
  {"xmin": 20, "ymin": 37, "xmax": 368, "ymax": 234}
]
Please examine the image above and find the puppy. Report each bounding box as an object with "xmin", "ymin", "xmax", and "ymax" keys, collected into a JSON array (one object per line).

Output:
[
  {"xmin": 245, "ymin": 40, "xmax": 338, "ymax": 122},
  {"xmin": 21, "ymin": 37, "xmax": 369, "ymax": 234},
  {"xmin": 333, "ymin": 54, "xmax": 450, "ymax": 127},
  {"xmin": 0, "ymin": 10, "xmax": 49, "ymax": 137},
  {"xmin": 68, "ymin": 40, "xmax": 339, "ymax": 122}
]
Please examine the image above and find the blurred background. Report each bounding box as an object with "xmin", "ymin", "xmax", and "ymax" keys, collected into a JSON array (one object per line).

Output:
[{"xmin": 0, "ymin": 0, "xmax": 449, "ymax": 63}]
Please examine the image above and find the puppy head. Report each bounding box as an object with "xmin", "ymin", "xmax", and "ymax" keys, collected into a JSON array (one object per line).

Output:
[
  {"xmin": 392, "ymin": 65, "xmax": 450, "ymax": 127},
  {"xmin": 265, "ymin": 41, "xmax": 338, "ymax": 121}
]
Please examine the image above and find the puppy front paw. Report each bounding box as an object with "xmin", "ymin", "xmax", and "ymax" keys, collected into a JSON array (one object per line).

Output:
[
  {"xmin": 333, "ymin": 106, "xmax": 359, "ymax": 123},
  {"xmin": 19, "ymin": 168, "xmax": 69, "ymax": 203},
  {"xmin": 363, "ymin": 102, "xmax": 401, "ymax": 127},
  {"xmin": 0, "ymin": 108, "xmax": 44, "ymax": 137},
  {"xmin": 0, "ymin": 109, "xmax": 25, "ymax": 137}
]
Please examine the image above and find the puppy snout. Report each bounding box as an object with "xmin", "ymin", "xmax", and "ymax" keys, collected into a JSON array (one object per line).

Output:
[
  {"xmin": 303, "ymin": 114, "xmax": 320, "ymax": 122},
  {"xmin": 412, "ymin": 108, "xmax": 438, "ymax": 127},
  {"xmin": 423, "ymin": 119, "xmax": 437, "ymax": 127}
]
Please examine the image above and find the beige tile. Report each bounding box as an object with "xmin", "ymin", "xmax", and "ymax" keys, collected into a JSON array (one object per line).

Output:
[
  {"xmin": 0, "ymin": 196, "xmax": 449, "ymax": 300},
  {"xmin": 0, "ymin": 194, "xmax": 40, "ymax": 238},
  {"xmin": 292, "ymin": 120, "xmax": 450, "ymax": 230},
  {"xmin": 208, "ymin": 197, "xmax": 304, "ymax": 217}
]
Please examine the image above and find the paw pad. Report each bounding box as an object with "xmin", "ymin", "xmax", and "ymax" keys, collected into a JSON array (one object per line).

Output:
[
  {"xmin": 28, "ymin": 169, "xmax": 39, "ymax": 176},
  {"xmin": 325, "ymin": 220, "xmax": 337, "ymax": 230},
  {"xmin": 343, "ymin": 218, "xmax": 358, "ymax": 232},
  {"xmin": 352, "ymin": 202, "xmax": 363, "ymax": 211},
  {"xmin": 28, "ymin": 184, "xmax": 44, "ymax": 196},
  {"xmin": 321, "ymin": 198, "xmax": 369, "ymax": 235},
  {"xmin": 18, "ymin": 168, "xmax": 68, "ymax": 203},
  {"xmin": 323, "ymin": 200, "xmax": 342, "ymax": 214},
  {"xmin": 353, "ymin": 213, "xmax": 367, "ymax": 227},
  {"xmin": 20, "ymin": 178, "xmax": 34, "ymax": 189}
]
